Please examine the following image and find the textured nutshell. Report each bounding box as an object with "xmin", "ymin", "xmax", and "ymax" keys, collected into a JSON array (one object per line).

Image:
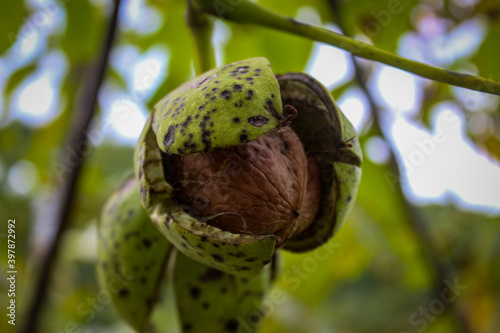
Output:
[
  {"xmin": 276, "ymin": 73, "xmax": 362, "ymax": 251},
  {"xmin": 96, "ymin": 177, "xmax": 171, "ymax": 332},
  {"xmin": 174, "ymin": 126, "xmax": 321, "ymax": 246},
  {"xmin": 152, "ymin": 57, "xmax": 287, "ymax": 155},
  {"xmin": 135, "ymin": 115, "xmax": 276, "ymax": 279},
  {"xmin": 173, "ymin": 252, "xmax": 271, "ymax": 333}
]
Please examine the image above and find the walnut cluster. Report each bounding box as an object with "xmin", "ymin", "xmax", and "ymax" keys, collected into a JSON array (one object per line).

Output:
[{"xmin": 174, "ymin": 126, "xmax": 321, "ymax": 246}]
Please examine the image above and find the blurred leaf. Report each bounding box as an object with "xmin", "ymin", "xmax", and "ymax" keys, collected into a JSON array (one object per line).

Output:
[
  {"xmin": 338, "ymin": 0, "xmax": 418, "ymax": 52},
  {"xmin": 356, "ymin": 151, "xmax": 407, "ymax": 230},
  {"xmin": 60, "ymin": 0, "xmax": 105, "ymax": 63},
  {"xmin": 123, "ymin": 1, "xmax": 194, "ymax": 108},
  {"xmin": 419, "ymin": 83, "xmax": 453, "ymax": 127},
  {"xmin": 260, "ymin": 0, "xmax": 333, "ymax": 23},
  {"xmin": 224, "ymin": 23, "xmax": 313, "ymax": 74},
  {"xmin": 5, "ymin": 64, "xmax": 37, "ymax": 95},
  {"xmin": 0, "ymin": 0, "xmax": 27, "ymax": 54},
  {"xmin": 141, "ymin": 1, "xmax": 194, "ymax": 110},
  {"xmin": 72, "ymin": 143, "xmax": 134, "ymax": 229},
  {"xmin": 3, "ymin": 1, "xmax": 500, "ymax": 332},
  {"xmin": 108, "ymin": 67, "xmax": 128, "ymax": 90},
  {"xmin": 473, "ymin": 27, "xmax": 500, "ymax": 82},
  {"xmin": 475, "ymin": 1, "xmax": 500, "ymax": 28},
  {"xmin": 483, "ymin": 135, "xmax": 500, "ymax": 161},
  {"xmin": 2, "ymin": 63, "xmax": 38, "ymax": 124},
  {"xmin": 355, "ymin": 144, "xmax": 432, "ymax": 286},
  {"xmin": 331, "ymin": 80, "xmax": 354, "ymax": 101},
  {"xmin": 24, "ymin": 68, "xmax": 83, "ymax": 184},
  {"xmin": 0, "ymin": 121, "xmax": 36, "ymax": 164}
]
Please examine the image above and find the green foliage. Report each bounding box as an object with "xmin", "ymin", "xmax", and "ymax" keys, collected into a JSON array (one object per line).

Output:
[
  {"xmin": 338, "ymin": 0, "xmax": 417, "ymax": 52},
  {"xmin": 1, "ymin": 0, "xmax": 500, "ymax": 332},
  {"xmin": 60, "ymin": 0, "xmax": 105, "ymax": 63},
  {"xmin": 5, "ymin": 63, "xmax": 37, "ymax": 95},
  {"xmin": 474, "ymin": 27, "xmax": 500, "ymax": 81},
  {"xmin": 0, "ymin": 0, "xmax": 27, "ymax": 54}
]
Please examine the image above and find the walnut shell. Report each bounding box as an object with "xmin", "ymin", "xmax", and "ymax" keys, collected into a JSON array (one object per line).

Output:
[{"xmin": 174, "ymin": 126, "xmax": 321, "ymax": 246}]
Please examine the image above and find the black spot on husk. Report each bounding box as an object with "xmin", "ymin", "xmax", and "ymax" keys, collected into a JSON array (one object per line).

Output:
[{"xmin": 248, "ymin": 116, "xmax": 269, "ymax": 127}]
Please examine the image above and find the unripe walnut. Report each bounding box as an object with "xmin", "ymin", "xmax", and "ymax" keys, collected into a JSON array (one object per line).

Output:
[
  {"xmin": 136, "ymin": 58, "xmax": 362, "ymax": 278},
  {"xmin": 174, "ymin": 126, "xmax": 322, "ymax": 246}
]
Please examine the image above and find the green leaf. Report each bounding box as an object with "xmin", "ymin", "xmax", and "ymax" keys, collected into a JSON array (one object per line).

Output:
[
  {"xmin": 108, "ymin": 67, "xmax": 128, "ymax": 90},
  {"xmin": 473, "ymin": 27, "xmax": 500, "ymax": 81},
  {"xmin": 132, "ymin": 1, "xmax": 194, "ymax": 108},
  {"xmin": 261, "ymin": 0, "xmax": 332, "ymax": 23},
  {"xmin": 338, "ymin": 0, "xmax": 417, "ymax": 52},
  {"xmin": 354, "ymin": 148, "xmax": 432, "ymax": 286},
  {"xmin": 0, "ymin": 0, "xmax": 27, "ymax": 54},
  {"xmin": 60, "ymin": 0, "xmax": 104, "ymax": 63},
  {"xmin": 4, "ymin": 63, "xmax": 37, "ymax": 95},
  {"xmin": 224, "ymin": 23, "xmax": 313, "ymax": 74}
]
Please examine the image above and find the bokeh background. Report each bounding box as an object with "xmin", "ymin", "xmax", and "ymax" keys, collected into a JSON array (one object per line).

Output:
[{"xmin": 1, "ymin": 0, "xmax": 500, "ymax": 332}]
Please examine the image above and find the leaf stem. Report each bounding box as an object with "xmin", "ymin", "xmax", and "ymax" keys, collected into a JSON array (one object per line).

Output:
[
  {"xmin": 193, "ymin": 0, "xmax": 500, "ymax": 96},
  {"xmin": 186, "ymin": 0, "xmax": 216, "ymax": 74}
]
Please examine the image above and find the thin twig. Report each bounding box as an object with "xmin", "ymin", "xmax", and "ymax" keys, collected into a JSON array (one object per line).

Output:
[
  {"xmin": 328, "ymin": 1, "xmax": 473, "ymax": 331},
  {"xmin": 20, "ymin": 1, "xmax": 122, "ymax": 332},
  {"xmin": 191, "ymin": 0, "xmax": 500, "ymax": 96}
]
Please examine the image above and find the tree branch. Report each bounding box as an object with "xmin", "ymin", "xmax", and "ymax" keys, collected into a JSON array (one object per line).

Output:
[
  {"xmin": 20, "ymin": 1, "xmax": 122, "ymax": 332},
  {"xmin": 192, "ymin": 0, "xmax": 500, "ymax": 96},
  {"xmin": 327, "ymin": 1, "xmax": 473, "ymax": 332},
  {"xmin": 186, "ymin": 0, "xmax": 216, "ymax": 74}
]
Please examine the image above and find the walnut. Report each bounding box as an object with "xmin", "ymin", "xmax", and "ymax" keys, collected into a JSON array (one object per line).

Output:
[{"xmin": 174, "ymin": 126, "xmax": 322, "ymax": 246}]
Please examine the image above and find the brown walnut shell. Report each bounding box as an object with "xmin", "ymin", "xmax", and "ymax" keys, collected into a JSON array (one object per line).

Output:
[{"xmin": 174, "ymin": 126, "xmax": 322, "ymax": 246}]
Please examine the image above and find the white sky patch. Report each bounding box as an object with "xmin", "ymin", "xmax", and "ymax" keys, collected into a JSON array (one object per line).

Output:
[
  {"xmin": 12, "ymin": 74, "xmax": 56, "ymax": 126},
  {"xmin": 7, "ymin": 0, "xmax": 64, "ymax": 67},
  {"xmin": 131, "ymin": 46, "xmax": 169, "ymax": 101},
  {"xmin": 403, "ymin": 16, "xmax": 486, "ymax": 67},
  {"xmin": 39, "ymin": 49, "xmax": 68, "ymax": 82},
  {"xmin": 5, "ymin": 21, "xmax": 46, "ymax": 69},
  {"xmin": 452, "ymin": 84, "xmax": 500, "ymax": 114},
  {"xmin": 306, "ymin": 42, "xmax": 353, "ymax": 89},
  {"xmin": 64, "ymin": 224, "xmax": 98, "ymax": 261},
  {"xmin": 100, "ymin": 89, "xmax": 148, "ymax": 145},
  {"xmin": 102, "ymin": 45, "xmax": 170, "ymax": 145},
  {"xmin": 441, "ymin": 18, "xmax": 486, "ymax": 62},
  {"xmin": 7, "ymin": 160, "xmax": 38, "ymax": 195},
  {"xmin": 212, "ymin": 20, "xmax": 231, "ymax": 66},
  {"xmin": 337, "ymin": 87, "xmax": 370, "ymax": 133},
  {"xmin": 306, "ymin": 24, "xmax": 353, "ymax": 90},
  {"xmin": 365, "ymin": 136, "xmax": 391, "ymax": 165},
  {"xmin": 15, "ymin": 28, "xmax": 44, "ymax": 64},
  {"xmin": 110, "ymin": 44, "xmax": 169, "ymax": 102},
  {"xmin": 390, "ymin": 104, "xmax": 500, "ymax": 213},
  {"xmin": 121, "ymin": 0, "xmax": 162, "ymax": 35},
  {"xmin": 11, "ymin": 51, "xmax": 67, "ymax": 127},
  {"xmin": 390, "ymin": 113, "xmax": 448, "ymax": 200},
  {"xmin": 111, "ymin": 44, "xmax": 140, "ymax": 74},
  {"xmin": 373, "ymin": 65, "xmax": 420, "ymax": 116},
  {"xmin": 296, "ymin": 6, "xmax": 322, "ymax": 26}
]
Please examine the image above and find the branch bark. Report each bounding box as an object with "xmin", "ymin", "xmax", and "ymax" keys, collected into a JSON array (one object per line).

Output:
[
  {"xmin": 20, "ymin": 1, "xmax": 122, "ymax": 332},
  {"xmin": 191, "ymin": 0, "xmax": 500, "ymax": 96}
]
